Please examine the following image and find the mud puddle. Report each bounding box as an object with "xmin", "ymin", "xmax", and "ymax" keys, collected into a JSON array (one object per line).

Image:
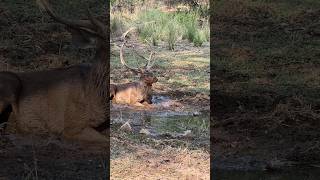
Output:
[{"xmin": 111, "ymin": 95, "xmax": 210, "ymax": 148}]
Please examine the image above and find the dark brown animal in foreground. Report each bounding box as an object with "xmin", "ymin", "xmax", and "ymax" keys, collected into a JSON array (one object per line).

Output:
[
  {"xmin": 1, "ymin": 0, "xmax": 109, "ymax": 143},
  {"xmin": 0, "ymin": 72, "xmax": 21, "ymax": 125},
  {"xmin": 111, "ymin": 28, "xmax": 158, "ymax": 107}
]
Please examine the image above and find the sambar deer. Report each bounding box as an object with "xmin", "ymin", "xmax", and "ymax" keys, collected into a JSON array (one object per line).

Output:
[
  {"xmin": 110, "ymin": 28, "xmax": 158, "ymax": 107},
  {"xmin": 0, "ymin": 72, "xmax": 21, "ymax": 126},
  {"xmin": 1, "ymin": 0, "xmax": 110, "ymax": 143}
]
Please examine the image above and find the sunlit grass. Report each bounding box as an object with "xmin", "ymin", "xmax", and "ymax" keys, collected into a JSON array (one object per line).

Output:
[{"xmin": 111, "ymin": 41, "xmax": 210, "ymax": 94}]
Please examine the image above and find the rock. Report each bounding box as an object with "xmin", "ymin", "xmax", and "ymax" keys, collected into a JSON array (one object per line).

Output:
[
  {"xmin": 192, "ymin": 111, "xmax": 200, "ymax": 116},
  {"xmin": 139, "ymin": 128, "xmax": 151, "ymax": 135},
  {"xmin": 182, "ymin": 130, "xmax": 192, "ymax": 137},
  {"xmin": 120, "ymin": 121, "xmax": 132, "ymax": 132},
  {"xmin": 175, "ymin": 130, "xmax": 192, "ymax": 138}
]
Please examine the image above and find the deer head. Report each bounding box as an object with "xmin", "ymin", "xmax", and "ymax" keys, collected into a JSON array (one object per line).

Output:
[
  {"xmin": 37, "ymin": 0, "xmax": 108, "ymax": 61},
  {"xmin": 119, "ymin": 28, "xmax": 158, "ymax": 86}
]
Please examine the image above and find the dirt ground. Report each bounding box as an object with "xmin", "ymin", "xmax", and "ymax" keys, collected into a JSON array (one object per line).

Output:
[{"xmin": 212, "ymin": 0, "xmax": 320, "ymax": 171}]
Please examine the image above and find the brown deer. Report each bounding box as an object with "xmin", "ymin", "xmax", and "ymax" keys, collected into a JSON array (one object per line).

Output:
[
  {"xmin": 0, "ymin": 72, "xmax": 21, "ymax": 126},
  {"xmin": 110, "ymin": 28, "xmax": 158, "ymax": 107},
  {"xmin": 1, "ymin": 0, "xmax": 110, "ymax": 143}
]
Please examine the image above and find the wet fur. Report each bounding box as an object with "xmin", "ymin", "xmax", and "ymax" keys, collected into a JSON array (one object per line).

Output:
[{"xmin": 111, "ymin": 76, "xmax": 157, "ymax": 106}]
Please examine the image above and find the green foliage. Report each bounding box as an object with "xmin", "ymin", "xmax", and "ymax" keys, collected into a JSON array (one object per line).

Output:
[
  {"xmin": 136, "ymin": 9, "xmax": 208, "ymax": 48},
  {"xmin": 193, "ymin": 29, "xmax": 206, "ymax": 47},
  {"xmin": 165, "ymin": 21, "xmax": 182, "ymax": 50},
  {"xmin": 110, "ymin": 0, "xmax": 209, "ymax": 48}
]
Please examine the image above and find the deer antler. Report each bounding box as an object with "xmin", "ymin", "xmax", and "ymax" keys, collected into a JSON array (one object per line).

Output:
[
  {"xmin": 120, "ymin": 27, "xmax": 142, "ymax": 74},
  {"xmin": 120, "ymin": 28, "xmax": 156, "ymax": 74},
  {"xmin": 143, "ymin": 41, "xmax": 156, "ymax": 71},
  {"xmin": 37, "ymin": 0, "xmax": 104, "ymax": 39}
]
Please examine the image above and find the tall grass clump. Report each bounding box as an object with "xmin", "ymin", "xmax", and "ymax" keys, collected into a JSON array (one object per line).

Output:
[
  {"xmin": 174, "ymin": 11, "xmax": 209, "ymax": 46},
  {"xmin": 165, "ymin": 20, "xmax": 182, "ymax": 50},
  {"xmin": 137, "ymin": 9, "xmax": 167, "ymax": 45},
  {"xmin": 127, "ymin": 7, "xmax": 209, "ymax": 48},
  {"xmin": 193, "ymin": 29, "xmax": 207, "ymax": 47},
  {"xmin": 138, "ymin": 9, "xmax": 183, "ymax": 49},
  {"xmin": 174, "ymin": 12, "xmax": 198, "ymax": 41},
  {"xmin": 111, "ymin": 14, "xmax": 126, "ymax": 37}
]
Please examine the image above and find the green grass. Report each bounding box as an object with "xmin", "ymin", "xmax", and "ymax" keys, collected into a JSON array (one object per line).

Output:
[
  {"xmin": 111, "ymin": 5, "xmax": 209, "ymax": 49},
  {"xmin": 111, "ymin": 42, "xmax": 210, "ymax": 95}
]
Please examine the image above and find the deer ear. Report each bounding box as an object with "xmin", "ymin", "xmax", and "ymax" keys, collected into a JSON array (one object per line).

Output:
[{"xmin": 69, "ymin": 28, "xmax": 97, "ymax": 49}]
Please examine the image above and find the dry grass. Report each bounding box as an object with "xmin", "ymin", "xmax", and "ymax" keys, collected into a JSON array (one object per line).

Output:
[{"xmin": 111, "ymin": 146, "xmax": 209, "ymax": 180}]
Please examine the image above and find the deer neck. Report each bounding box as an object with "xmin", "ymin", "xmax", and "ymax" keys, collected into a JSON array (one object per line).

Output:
[{"xmin": 88, "ymin": 41, "xmax": 109, "ymax": 101}]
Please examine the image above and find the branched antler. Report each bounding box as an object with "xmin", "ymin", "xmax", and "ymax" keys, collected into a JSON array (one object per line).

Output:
[{"xmin": 119, "ymin": 28, "xmax": 156, "ymax": 74}]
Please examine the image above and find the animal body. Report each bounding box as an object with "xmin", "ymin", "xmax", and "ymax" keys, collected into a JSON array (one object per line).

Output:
[
  {"xmin": 1, "ymin": 0, "xmax": 109, "ymax": 143},
  {"xmin": 110, "ymin": 28, "xmax": 158, "ymax": 107}
]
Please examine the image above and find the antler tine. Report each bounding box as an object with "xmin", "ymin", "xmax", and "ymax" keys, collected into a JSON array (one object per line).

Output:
[
  {"xmin": 119, "ymin": 27, "xmax": 142, "ymax": 74},
  {"xmin": 37, "ymin": 0, "xmax": 101, "ymax": 37},
  {"xmin": 131, "ymin": 40, "xmax": 156, "ymax": 71},
  {"xmin": 144, "ymin": 40, "xmax": 156, "ymax": 71},
  {"xmin": 145, "ymin": 51, "xmax": 156, "ymax": 71}
]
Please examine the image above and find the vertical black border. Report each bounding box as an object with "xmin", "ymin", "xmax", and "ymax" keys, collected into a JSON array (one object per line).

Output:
[
  {"xmin": 106, "ymin": 0, "xmax": 111, "ymax": 179},
  {"xmin": 210, "ymin": 0, "xmax": 214, "ymax": 179}
]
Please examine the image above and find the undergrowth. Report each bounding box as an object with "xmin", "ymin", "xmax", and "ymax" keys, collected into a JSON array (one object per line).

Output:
[{"xmin": 110, "ymin": 1, "xmax": 209, "ymax": 49}]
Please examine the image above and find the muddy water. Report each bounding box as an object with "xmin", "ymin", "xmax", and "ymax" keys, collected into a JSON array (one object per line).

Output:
[
  {"xmin": 111, "ymin": 95, "xmax": 209, "ymax": 141},
  {"xmin": 112, "ymin": 110, "xmax": 209, "ymax": 142},
  {"xmin": 214, "ymin": 168, "xmax": 320, "ymax": 180}
]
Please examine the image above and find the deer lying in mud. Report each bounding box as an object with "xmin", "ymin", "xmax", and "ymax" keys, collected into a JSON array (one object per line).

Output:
[
  {"xmin": 110, "ymin": 28, "xmax": 158, "ymax": 107},
  {"xmin": 0, "ymin": 0, "xmax": 109, "ymax": 143}
]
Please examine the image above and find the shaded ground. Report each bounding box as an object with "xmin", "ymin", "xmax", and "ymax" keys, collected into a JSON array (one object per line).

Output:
[
  {"xmin": 0, "ymin": 135, "xmax": 108, "ymax": 180},
  {"xmin": 212, "ymin": 0, "xmax": 320, "ymax": 171}
]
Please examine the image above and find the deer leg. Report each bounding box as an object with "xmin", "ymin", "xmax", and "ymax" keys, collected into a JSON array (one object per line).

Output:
[
  {"xmin": 69, "ymin": 127, "xmax": 108, "ymax": 144},
  {"xmin": 133, "ymin": 102, "xmax": 145, "ymax": 107},
  {"xmin": 141, "ymin": 101, "xmax": 154, "ymax": 109}
]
